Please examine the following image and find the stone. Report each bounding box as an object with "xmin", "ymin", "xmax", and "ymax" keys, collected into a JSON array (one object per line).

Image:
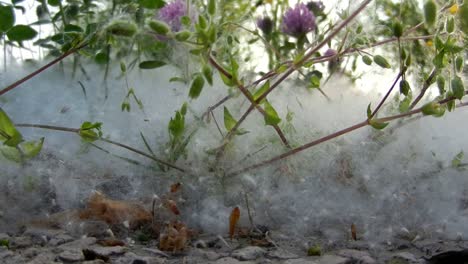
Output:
[
  {"xmin": 85, "ymin": 245, "xmax": 127, "ymax": 257},
  {"xmin": 316, "ymin": 255, "xmax": 349, "ymax": 264},
  {"xmin": 231, "ymin": 246, "xmax": 266, "ymax": 261},
  {"xmin": 142, "ymin": 248, "xmax": 171, "ymax": 258},
  {"xmin": 26, "ymin": 252, "xmax": 58, "ymax": 264},
  {"xmin": 267, "ymin": 248, "xmax": 299, "ymax": 260},
  {"xmin": 9, "ymin": 236, "xmax": 33, "ymax": 249},
  {"xmin": 0, "ymin": 233, "xmax": 10, "ymax": 241},
  {"xmin": 390, "ymin": 252, "xmax": 424, "ymax": 264},
  {"xmin": 336, "ymin": 249, "xmax": 376, "ymax": 264},
  {"xmin": 58, "ymin": 237, "xmax": 97, "ymax": 251},
  {"xmin": 82, "ymin": 260, "xmax": 106, "ymax": 264},
  {"xmin": 283, "ymin": 259, "xmax": 318, "ymax": 264},
  {"xmin": 23, "ymin": 247, "xmax": 41, "ymax": 258},
  {"xmin": 114, "ymin": 252, "xmax": 168, "ymax": 264},
  {"xmin": 48, "ymin": 233, "xmax": 74, "ymax": 246},
  {"xmin": 213, "ymin": 257, "xmax": 256, "ymax": 264},
  {"xmin": 58, "ymin": 250, "xmax": 85, "ymax": 262},
  {"xmin": 74, "ymin": 220, "xmax": 111, "ymax": 239}
]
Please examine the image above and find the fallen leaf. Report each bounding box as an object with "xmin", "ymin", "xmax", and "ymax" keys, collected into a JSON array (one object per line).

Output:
[
  {"xmin": 170, "ymin": 182, "xmax": 182, "ymax": 193},
  {"xmin": 229, "ymin": 207, "xmax": 240, "ymax": 240},
  {"xmin": 164, "ymin": 199, "xmax": 180, "ymax": 215},
  {"xmin": 159, "ymin": 220, "xmax": 189, "ymax": 252},
  {"xmin": 97, "ymin": 239, "xmax": 125, "ymax": 247},
  {"xmin": 351, "ymin": 223, "xmax": 357, "ymax": 241}
]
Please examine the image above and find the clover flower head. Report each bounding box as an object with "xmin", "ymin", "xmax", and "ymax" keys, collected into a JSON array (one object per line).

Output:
[
  {"xmin": 158, "ymin": 0, "xmax": 196, "ymax": 32},
  {"xmin": 324, "ymin": 48, "xmax": 337, "ymax": 57},
  {"xmin": 281, "ymin": 3, "xmax": 316, "ymax": 37},
  {"xmin": 257, "ymin": 16, "xmax": 273, "ymax": 35},
  {"xmin": 306, "ymin": 1, "xmax": 325, "ymax": 14}
]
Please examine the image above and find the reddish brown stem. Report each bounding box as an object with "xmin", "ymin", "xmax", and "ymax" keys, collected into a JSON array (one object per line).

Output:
[
  {"xmin": 370, "ymin": 71, "xmax": 404, "ymax": 119},
  {"xmin": 0, "ymin": 43, "xmax": 87, "ymax": 96},
  {"xmin": 409, "ymin": 68, "xmax": 438, "ymax": 109}
]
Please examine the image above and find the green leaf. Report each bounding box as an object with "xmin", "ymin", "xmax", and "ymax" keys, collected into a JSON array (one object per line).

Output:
[
  {"xmin": 189, "ymin": 74, "xmax": 205, "ymax": 99},
  {"xmin": 451, "ymin": 151, "xmax": 464, "ymax": 168},
  {"xmin": 207, "ymin": 0, "xmax": 215, "ymax": 16},
  {"xmin": 253, "ymin": 81, "xmax": 270, "ymax": 101},
  {"xmin": 223, "ymin": 107, "xmax": 237, "ymax": 131},
  {"xmin": 392, "ymin": 21, "xmax": 403, "ymax": 38},
  {"xmin": 399, "ymin": 79, "xmax": 410, "ymax": 96},
  {"xmin": 79, "ymin": 121, "xmax": 102, "ymax": 142},
  {"xmin": 446, "ymin": 17, "xmax": 455, "ymax": 33},
  {"xmin": 168, "ymin": 111, "xmax": 184, "ymax": 139},
  {"xmin": 368, "ymin": 119, "xmax": 389, "ymax": 130},
  {"xmin": 373, "ymin": 55, "xmax": 391, "ymax": 69},
  {"xmin": 446, "ymin": 92, "xmax": 456, "ymax": 112},
  {"xmin": 437, "ymin": 75, "xmax": 445, "ymax": 94},
  {"xmin": 138, "ymin": 0, "xmax": 165, "ymax": 9},
  {"xmin": 47, "ymin": 0, "xmax": 60, "ymax": 6},
  {"xmin": 175, "ymin": 30, "xmax": 191, "ymax": 41},
  {"xmin": 180, "ymin": 102, "xmax": 187, "ymax": 116},
  {"xmin": 120, "ymin": 61, "xmax": 126, "ymax": 73},
  {"xmin": 263, "ymin": 100, "xmax": 281, "ymax": 126},
  {"xmin": 139, "ymin": 60, "xmax": 166, "ymax": 69},
  {"xmin": 421, "ymin": 101, "xmax": 445, "ymax": 117},
  {"xmin": 7, "ymin": 25, "xmax": 37, "ymax": 42},
  {"xmin": 366, "ymin": 103, "xmax": 372, "ymax": 119},
  {"xmin": 0, "ymin": 108, "xmax": 23, "ymax": 147},
  {"xmin": 94, "ymin": 52, "xmax": 109, "ymax": 65},
  {"xmin": 21, "ymin": 137, "xmax": 44, "ymax": 159},
  {"xmin": 433, "ymin": 51, "xmax": 446, "ymax": 68},
  {"xmin": 0, "ymin": 145, "xmax": 21, "ymax": 162},
  {"xmin": 64, "ymin": 24, "xmax": 83, "ymax": 32},
  {"xmin": 451, "ymin": 76, "xmax": 465, "ymax": 100},
  {"xmin": 149, "ymin": 20, "xmax": 170, "ymax": 35},
  {"xmin": 399, "ymin": 91, "xmax": 412, "ymax": 113},
  {"xmin": 180, "ymin": 16, "xmax": 191, "ymax": 27},
  {"xmin": 455, "ymin": 56, "xmax": 464, "ymax": 73},
  {"xmin": 0, "ymin": 5, "xmax": 15, "ymax": 32},
  {"xmin": 106, "ymin": 20, "xmax": 137, "ymax": 37},
  {"xmin": 424, "ymin": 0, "xmax": 437, "ymax": 27},
  {"xmin": 202, "ymin": 64, "xmax": 213, "ymax": 86},
  {"xmin": 362, "ymin": 55, "xmax": 372, "ymax": 65}
]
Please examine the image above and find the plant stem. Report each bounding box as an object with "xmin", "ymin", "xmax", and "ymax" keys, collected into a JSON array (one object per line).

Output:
[
  {"xmin": 370, "ymin": 70, "xmax": 404, "ymax": 119},
  {"xmin": 14, "ymin": 123, "xmax": 188, "ymax": 173},
  {"xmin": 409, "ymin": 68, "xmax": 438, "ymax": 109},
  {"xmin": 0, "ymin": 43, "xmax": 88, "ymax": 97},
  {"xmin": 228, "ymin": 91, "xmax": 468, "ymax": 177}
]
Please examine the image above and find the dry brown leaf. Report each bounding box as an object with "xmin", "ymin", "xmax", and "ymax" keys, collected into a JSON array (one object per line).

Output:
[
  {"xmin": 164, "ymin": 199, "xmax": 180, "ymax": 215},
  {"xmin": 98, "ymin": 239, "xmax": 125, "ymax": 247},
  {"xmin": 351, "ymin": 223, "xmax": 357, "ymax": 241},
  {"xmin": 159, "ymin": 220, "xmax": 189, "ymax": 252},
  {"xmin": 79, "ymin": 192, "xmax": 152, "ymax": 229},
  {"xmin": 170, "ymin": 182, "xmax": 182, "ymax": 193},
  {"xmin": 229, "ymin": 207, "xmax": 240, "ymax": 240}
]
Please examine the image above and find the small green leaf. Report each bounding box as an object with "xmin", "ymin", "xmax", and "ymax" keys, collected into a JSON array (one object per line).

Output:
[
  {"xmin": 169, "ymin": 76, "xmax": 186, "ymax": 83},
  {"xmin": 79, "ymin": 121, "xmax": 102, "ymax": 142},
  {"xmin": 455, "ymin": 56, "xmax": 464, "ymax": 73},
  {"xmin": 223, "ymin": 107, "xmax": 237, "ymax": 131},
  {"xmin": 149, "ymin": 20, "xmax": 170, "ymax": 35},
  {"xmin": 253, "ymin": 81, "xmax": 270, "ymax": 101},
  {"xmin": 208, "ymin": 0, "xmax": 215, "ymax": 16},
  {"xmin": 433, "ymin": 51, "xmax": 446, "ymax": 68},
  {"xmin": 64, "ymin": 24, "xmax": 83, "ymax": 32},
  {"xmin": 7, "ymin": 25, "xmax": 37, "ymax": 42},
  {"xmin": 424, "ymin": 0, "xmax": 437, "ymax": 27},
  {"xmin": 197, "ymin": 15, "xmax": 207, "ymax": 29},
  {"xmin": 373, "ymin": 55, "xmax": 391, "ymax": 69},
  {"xmin": 446, "ymin": 92, "xmax": 456, "ymax": 112},
  {"xmin": 451, "ymin": 76, "xmax": 465, "ymax": 100},
  {"xmin": 168, "ymin": 112, "xmax": 184, "ymax": 139},
  {"xmin": 399, "ymin": 79, "xmax": 410, "ymax": 96},
  {"xmin": 175, "ymin": 30, "xmax": 191, "ymax": 41},
  {"xmin": 120, "ymin": 61, "xmax": 126, "ymax": 73},
  {"xmin": 421, "ymin": 101, "xmax": 445, "ymax": 117},
  {"xmin": 446, "ymin": 17, "xmax": 455, "ymax": 33},
  {"xmin": 366, "ymin": 103, "xmax": 372, "ymax": 118},
  {"xmin": 437, "ymin": 75, "xmax": 445, "ymax": 94},
  {"xmin": 399, "ymin": 91, "xmax": 412, "ymax": 113},
  {"xmin": 21, "ymin": 137, "xmax": 44, "ymax": 159},
  {"xmin": 368, "ymin": 119, "xmax": 389, "ymax": 130},
  {"xmin": 106, "ymin": 20, "xmax": 137, "ymax": 37},
  {"xmin": 263, "ymin": 100, "xmax": 281, "ymax": 126},
  {"xmin": 0, "ymin": 5, "xmax": 15, "ymax": 32},
  {"xmin": 0, "ymin": 108, "xmax": 23, "ymax": 147},
  {"xmin": 139, "ymin": 60, "xmax": 166, "ymax": 69},
  {"xmin": 94, "ymin": 52, "xmax": 109, "ymax": 65},
  {"xmin": 362, "ymin": 55, "xmax": 372, "ymax": 65},
  {"xmin": 451, "ymin": 151, "xmax": 464, "ymax": 168},
  {"xmin": 392, "ymin": 21, "xmax": 403, "ymax": 38},
  {"xmin": 180, "ymin": 16, "xmax": 191, "ymax": 27},
  {"xmin": 189, "ymin": 74, "xmax": 204, "ymax": 99},
  {"xmin": 202, "ymin": 64, "xmax": 213, "ymax": 86},
  {"xmin": 138, "ymin": 0, "xmax": 165, "ymax": 9},
  {"xmin": 180, "ymin": 102, "xmax": 187, "ymax": 116},
  {"xmin": 47, "ymin": 0, "xmax": 60, "ymax": 7}
]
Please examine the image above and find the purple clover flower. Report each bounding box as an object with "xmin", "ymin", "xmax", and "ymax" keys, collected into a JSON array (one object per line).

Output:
[
  {"xmin": 281, "ymin": 3, "xmax": 316, "ymax": 38},
  {"xmin": 157, "ymin": 0, "xmax": 196, "ymax": 32},
  {"xmin": 257, "ymin": 16, "xmax": 273, "ymax": 35},
  {"xmin": 324, "ymin": 48, "xmax": 337, "ymax": 57}
]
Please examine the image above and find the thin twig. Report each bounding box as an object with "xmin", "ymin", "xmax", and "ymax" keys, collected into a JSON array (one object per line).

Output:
[
  {"xmin": 0, "ymin": 43, "xmax": 88, "ymax": 96},
  {"xmin": 409, "ymin": 68, "xmax": 438, "ymax": 109},
  {"xmin": 14, "ymin": 123, "xmax": 188, "ymax": 173},
  {"xmin": 370, "ymin": 70, "xmax": 404, "ymax": 119}
]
